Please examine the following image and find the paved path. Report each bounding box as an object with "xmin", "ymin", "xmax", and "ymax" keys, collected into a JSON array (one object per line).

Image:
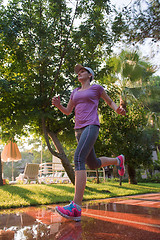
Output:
[
  {"xmin": 81, "ymin": 193, "xmax": 160, "ymax": 240},
  {"xmin": 0, "ymin": 193, "xmax": 159, "ymax": 239}
]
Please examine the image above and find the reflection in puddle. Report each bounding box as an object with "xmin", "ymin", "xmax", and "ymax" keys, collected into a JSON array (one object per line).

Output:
[
  {"xmin": 84, "ymin": 200, "xmax": 160, "ymax": 217},
  {"xmin": 0, "ymin": 195, "xmax": 160, "ymax": 240},
  {"xmin": 0, "ymin": 206, "xmax": 82, "ymax": 240}
]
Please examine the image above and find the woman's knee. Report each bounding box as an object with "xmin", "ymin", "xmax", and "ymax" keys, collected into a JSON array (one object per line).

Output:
[
  {"xmin": 87, "ymin": 164, "xmax": 96, "ymax": 170},
  {"xmin": 87, "ymin": 158, "xmax": 101, "ymax": 170},
  {"xmin": 74, "ymin": 154, "xmax": 85, "ymax": 171}
]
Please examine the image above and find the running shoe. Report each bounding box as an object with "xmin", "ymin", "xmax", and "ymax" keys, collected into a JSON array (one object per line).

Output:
[
  {"xmin": 116, "ymin": 154, "xmax": 125, "ymax": 176},
  {"xmin": 55, "ymin": 201, "xmax": 81, "ymax": 222}
]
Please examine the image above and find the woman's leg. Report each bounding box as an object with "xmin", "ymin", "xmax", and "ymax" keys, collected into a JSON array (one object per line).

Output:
[
  {"xmin": 55, "ymin": 125, "xmax": 125, "ymax": 221},
  {"xmin": 74, "ymin": 125, "xmax": 100, "ymax": 171},
  {"xmin": 73, "ymin": 159, "xmax": 120, "ymax": 207},
  {"xmin": 87, "ymin": 151, "xmax": 125, "ymax": 176},
  {"xmin": 86, "ymin": 149, "xmax": 118, "ymax": 169},
  {"xmin": 73, "ymin": 125, "xmax": 120, "ymax": 206},
  {"xmin": 100, "ymin": 156, "xmax": 118, "ymax": 167},
  {"xmin": 55, "ymin": 126, "xmax": 98, "ymax": 221},
  {"xmin": 73, "ymin": 170, "xmax": 87, "ymax": 206},
  {"xmin": 73, "ymin": 125, "xmax": 100, "ymax": 206}
]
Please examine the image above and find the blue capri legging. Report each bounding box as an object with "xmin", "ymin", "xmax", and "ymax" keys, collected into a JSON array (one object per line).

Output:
[{"xmin": 74, "ymin": 125, "xmax": 102, "ymax": 171}]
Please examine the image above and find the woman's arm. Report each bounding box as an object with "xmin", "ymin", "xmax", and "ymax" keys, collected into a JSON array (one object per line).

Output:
[
  {"xmin": 101, "ymin": 90, "xmax": 126, "ymax": 116},
  {"xmin": 52, "ymin": 96, "xmax": 74, "ymax": 115}
]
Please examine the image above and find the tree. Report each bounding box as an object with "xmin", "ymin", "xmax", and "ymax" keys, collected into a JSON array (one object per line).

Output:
[
  {"xmin": 144, "ymin": 76, "xmax": 160, "ymax": 114},
  {"xmin": 0, "ymin": 0, "xmax": 115, "ymax": 184},
  {"xmin": 102, "ymin": 50, "xmax": 155, "ymax": 114},
  {"xmin": 96, "ymin": 85, "xmax": 153, "ymax": 184},
  {"xmin": 96, "ymin": 51, "xmax": 156, "ymax": 184},
  {"xmin": 106, "ymin": 49, "xmax": 154, "ymax": 88},
  {"xmin": 112, "ymin": 0, "xmax": 160, "ymax": 43}
]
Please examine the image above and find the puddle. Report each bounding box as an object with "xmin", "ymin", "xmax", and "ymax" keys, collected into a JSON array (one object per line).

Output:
[{"xmin": 0, "ymin": 194, "xmax": 160, "ymax": 240}]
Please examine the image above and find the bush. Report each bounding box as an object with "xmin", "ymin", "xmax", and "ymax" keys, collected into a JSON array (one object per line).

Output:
[
  {"xmin": 150, "ymin": 172, "xmax": 160, "ymax": 183},
  {"xmin": 137, "ymin": 172, "xmax": 160, "ymax": 183},
  {"xmin": 3, "ymin": 179, "xmax": 9, "ymax": 185}
]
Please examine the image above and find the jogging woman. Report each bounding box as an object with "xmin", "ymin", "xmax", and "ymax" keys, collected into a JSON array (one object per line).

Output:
[{"xmin": 52, "ymin": 64, "xmax": 126, "ymax": 221}]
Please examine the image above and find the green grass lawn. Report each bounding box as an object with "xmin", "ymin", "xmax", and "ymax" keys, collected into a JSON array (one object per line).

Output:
[{"xmin": 0, "ymin": 181, "xmax": 159, "ymax": 209}]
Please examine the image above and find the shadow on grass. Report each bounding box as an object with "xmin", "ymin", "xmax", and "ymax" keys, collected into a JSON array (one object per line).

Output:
[
  {"xmin": 0, "ymin": 185, "xmax": 39, "ymax": 208},
  {"xmin": 85, "ymin": 185, "xmax": 111, "ymax": 194},
  {"xmin": 0, "ymin": 184, "xmax": 75, "ymax": 209},
  {"xmin": 107, "ymin": 182, "xmax": 160, "ymax": 191},
  {"xmin": 0, "ymin": 183, "xmax": 117, "ymax": 209},
  {"xmin": 84, "ymin": 182, "xmax": 160, "ymax": 200},
  {"xmin": 0, "ymin": 182, "xmax": 159, "ymax": 209},
  {"xmin": 84, "ymin": 186, "xmax": 120, "ymax": 201}
]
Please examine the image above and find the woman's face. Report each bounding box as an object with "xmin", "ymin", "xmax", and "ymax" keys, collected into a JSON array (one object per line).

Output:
[{"xmin": 78, "ymin": 69, "xmax": 91, "ymax": 82}]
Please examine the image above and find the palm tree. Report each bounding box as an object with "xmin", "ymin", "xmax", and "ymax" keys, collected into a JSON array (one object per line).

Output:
[
  {"xmin": 111, "ymin": 50, "xmax": 154, "ymax": 105},
  {"xmin": 106, "ymin": 50, "xmax": 155, "ymax": 183}
]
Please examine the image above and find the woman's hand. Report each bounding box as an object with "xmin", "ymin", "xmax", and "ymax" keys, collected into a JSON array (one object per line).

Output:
[
  {"xmin": 116, "ymin": 106, "xmax": 126, "ymax": 116},
  {"xmin": 52, "ymin": 96, "xmax": 61, "ymax": 107},
  {"xmin": 52, "ymin": 96, "xmax": 74, "ymax": 115}
]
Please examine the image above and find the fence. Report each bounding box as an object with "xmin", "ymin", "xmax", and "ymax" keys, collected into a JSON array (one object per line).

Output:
[{"xmin": 39, "ymin": 162, "xmax": 106, "ymax": 183}]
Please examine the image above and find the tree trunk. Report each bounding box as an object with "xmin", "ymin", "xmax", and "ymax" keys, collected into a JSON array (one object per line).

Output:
[
  {"xmin": 0, "ymin": 153, "xmax": 3, "ymax": 186},
  {"xmin": 96, "ymin": 169, "xmax": 99, "ymax": 184},
  {"xmin": 120, "ymin": 95, "xmax": 127, "ymax": 111},
  {"xmin": 42, "ymin": 118, "xmax": 75, "ymax": 184},
  {"xmin": 128, "ymin": 164, "xmax": 137, "ymax": 184},
  {"xmin": 48, "ymin": 131, "xmax": 75, "ymax": 185},
  {"xmin": 113, "ymin": 166, "xmax": 118, "ymax": 178},
  {"xmin": 119, "ymin": 176, "xmax": 122, "ymax": 186}
]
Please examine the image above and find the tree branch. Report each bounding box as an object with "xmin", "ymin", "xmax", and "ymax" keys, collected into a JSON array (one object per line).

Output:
[
  {"xmin": 42, "ymin": 117, "xmax": 61, "ymax": 158},
  {"xmin": 49, "ymin": 0, "xmax": 79, "ymax": 99}
]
